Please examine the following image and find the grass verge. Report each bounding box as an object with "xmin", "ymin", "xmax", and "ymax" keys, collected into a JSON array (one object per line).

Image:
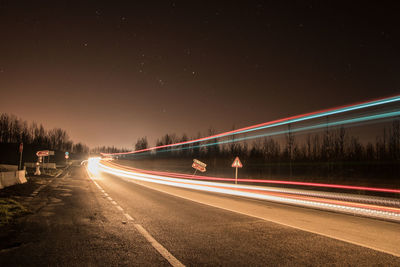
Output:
[{"xmin": 0, "ymin": 198, "xmax": 28, "ymax": 226}]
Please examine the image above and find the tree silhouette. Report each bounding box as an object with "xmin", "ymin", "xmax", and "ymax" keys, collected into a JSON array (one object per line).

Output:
[{"xmin": 135, "ymin": 137, "xmax": 149, "ymax": 151}]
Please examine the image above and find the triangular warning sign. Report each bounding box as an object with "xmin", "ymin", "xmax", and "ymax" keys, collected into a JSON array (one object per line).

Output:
[{"xmin": 231, "ymin": 156, "xmax": 243, "ymax": 168}]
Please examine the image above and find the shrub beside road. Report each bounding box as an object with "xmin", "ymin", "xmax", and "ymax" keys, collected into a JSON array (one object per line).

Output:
[{"xmin": 0, "ymin": 198, "xmax": 27, "ymax": 226}]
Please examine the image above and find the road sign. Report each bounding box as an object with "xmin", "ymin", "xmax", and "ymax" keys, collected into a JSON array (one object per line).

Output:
[
  {"xmin": 19, "ymin": 143, "xmax": 23, "ymax": 170},
  {"xmin": 192, "ymin": 162, "xmax": 206, "ymax": 172},
  {"xmin": 193, "ymin": 159, "xmax": 206, "ymax": 168},
  {"xmin": 232, "ymin": 157, "xmax": 243, "ymax": 184},
  {"xmin": 231, "ymin": 157, "xmax": 243, "ymax": 168},
  {"xmin": 192, "ymin": 159, "xmax": 207, "ymax": 173},
  {"xmin": 36, "ymin": 150, "xmax": 50, "ymax": 157}
]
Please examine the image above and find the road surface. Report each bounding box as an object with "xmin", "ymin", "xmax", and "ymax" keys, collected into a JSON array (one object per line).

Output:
[{"xmin": 1, "ymin": 165, "xmax": 399, "ymax": 266}]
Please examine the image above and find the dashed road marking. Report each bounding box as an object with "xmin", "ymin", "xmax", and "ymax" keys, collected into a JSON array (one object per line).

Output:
[
  {"xmin": 93, "ymin": 182, "xmax": 103, "ymax": 190},
  {"xmin": 124, "ymin": 213, "xmax": 134, "ymax": 221},
  {"xmin": 86, "ymin": 167, "xmax": 184, "ymax": 266},
  {"xmin": 116, "ymin": 205, "xmax": 124, "ymax": 211},
  {"xmin": 30, "ymin": 184, "xmax": 47, "ymax": 197},
  {"xmin": 134, "ymin": 224, "xmax": 185, "ymax": 267}
]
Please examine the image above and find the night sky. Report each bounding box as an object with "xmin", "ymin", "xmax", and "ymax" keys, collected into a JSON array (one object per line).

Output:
[{"xmin": 1, "ymin": 1, "xmax": 399, "ymax": 148}]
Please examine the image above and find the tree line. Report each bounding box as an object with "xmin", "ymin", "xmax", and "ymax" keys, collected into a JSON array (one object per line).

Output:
[
  {"xmin": 0, "ymin": 113, "xmax": 89, "ymax": 154},
  {"xmin": 91, "ymin": 146, "xmax": 130, "ymax": 154},
  {"xmin": 133, "ymin": 121, "xmax": 400, "ymax": 163},
  {"xmin": 127, "ymin": 121, "xmax": 400, "ymax": 184}
]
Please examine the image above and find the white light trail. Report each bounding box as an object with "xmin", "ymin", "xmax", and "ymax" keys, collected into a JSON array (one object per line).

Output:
[{"xmin": 86, "ymin": 159, "xmax": 400, "ymax": 222}]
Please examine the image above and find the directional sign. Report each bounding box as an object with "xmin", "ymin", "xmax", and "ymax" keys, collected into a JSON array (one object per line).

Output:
[
  {"xmin": 36, "ymin": 150, "xmax": 49, "ymax": 157},
  {"xmin": 192, "ymin": 162, "xmax": 206, "ymax": 172},
  {"xmin": 231, "ymin": 157, "xmax": 243, "ymax": 168},
  {"xmin": 193, "ymin": 159, "xmax": 206, "ymax": 168},
  {"xmin": 192, "ymin": 159, "xmax": 207, "ymax": 172}
]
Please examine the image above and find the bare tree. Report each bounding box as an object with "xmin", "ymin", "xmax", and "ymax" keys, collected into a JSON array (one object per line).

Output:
[
  {"xmin": 389, "ymin": 120, "xmax": 400, "ymax": 160},
  {"xmin": 286, "ymin": 124, "xmax": 295, "ymax": 176},
  {"xmin": 333, "ymin": 126, "xmax": 346, "ymax": 160},
  {"xmin": 263, "ymin": 137, "xmax": 280, "ymax": 162},
  {"xmin": 135, "ymin": 137, "xmax": 148, "ymax": 151},
  {"xmin": 306, "ymin": 134, "xmax": 312, "ymax": 160},
  {"xmin": 206, "ymin": 127, "xmax": 220, "ymax": 160},
  {"xmin": 179, "ymin": 133, "xmax": 189, "ymax": 157}
]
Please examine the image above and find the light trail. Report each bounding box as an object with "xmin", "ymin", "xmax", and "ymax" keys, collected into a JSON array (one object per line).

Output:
[
  {"xmin": 102, "ymin": 94, "xmax": 400, "ymax": 156},
  {"xmin": 139, "ymin": 109, "xmax": 400, "ymax": 156},
  {"xmin": 106, "ymin": 161, "xmax": 400, "ymax": 195},
  {"xmin": 87, "ymin": 158, "xmax": 400, "ymax": 222}
]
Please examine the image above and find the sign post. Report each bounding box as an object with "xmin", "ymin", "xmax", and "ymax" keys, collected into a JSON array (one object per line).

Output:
[
  {"xmin": 192, "ymin": 159, "xmax": 207, "ymax": 175},
  {"xmin": 65, "ymin": 152, "xmax": 69, "ymax": 165},
  {"xmin": 231, "ymin": 156, "xmax": 243, "ymax": 184},
  {"xmin": 19, "ymin": 143, "xmax": 23, "ymax": 170},
  {"xmin": 34, "ymin": 150, "xmax": 48, "ymax": 175}
]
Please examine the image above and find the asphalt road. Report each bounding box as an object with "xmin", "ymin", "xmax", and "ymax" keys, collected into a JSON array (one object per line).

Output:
[{"xmin": 1, "ymin": 166, "xmax": 400, "ymax": 266}]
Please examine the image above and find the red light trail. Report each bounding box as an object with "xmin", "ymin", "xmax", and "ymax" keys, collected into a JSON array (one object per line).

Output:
[
  {"xmin": 105, "ymin": 161, "xmax": 400, "ymax": 194},
  {"xmin": 102, "ymin": 94, "xmax": 400, "ymax": 156}
]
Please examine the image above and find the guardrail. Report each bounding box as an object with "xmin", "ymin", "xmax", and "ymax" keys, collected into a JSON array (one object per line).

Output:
[{"xmin": 0, "ymin": 164, "xmax": 18, "ymax": 171}]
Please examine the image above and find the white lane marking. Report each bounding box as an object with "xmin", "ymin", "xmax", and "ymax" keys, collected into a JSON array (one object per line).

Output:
[
  {"xmin": 30, "ymin": 184, "xmax": 47, "ymax": 197},
  {"xmin": 124, "ymin": 213, "xmax": 134, "ymax": 221},
  {"xmin": 55, "ymin": 170, "xmax": 63, "ymax": 178},
  {"xmin": 85, "ymin": 171, "xmax": 182, "ymax": 265},
  {"xmin": 95, "ymin": 184, "xmax": 102, "ymax": 190},
  {"xmin": 87, "ymin": 169, "xmax": 182, "ymax": 264},
  {"xmin": 132, "ymin": 180, "xmax": 400, "ymax": 258},
  {"xmin": 88, "ymin": 173, "xmax": 124, "ymax": 212},
  {"xmin": 134, "ymin": 224, "xmax": 185, "ymax": 267},
  {"xmin": 116, "ymin": 206, "xmax": 124, "ymax": 211}
]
